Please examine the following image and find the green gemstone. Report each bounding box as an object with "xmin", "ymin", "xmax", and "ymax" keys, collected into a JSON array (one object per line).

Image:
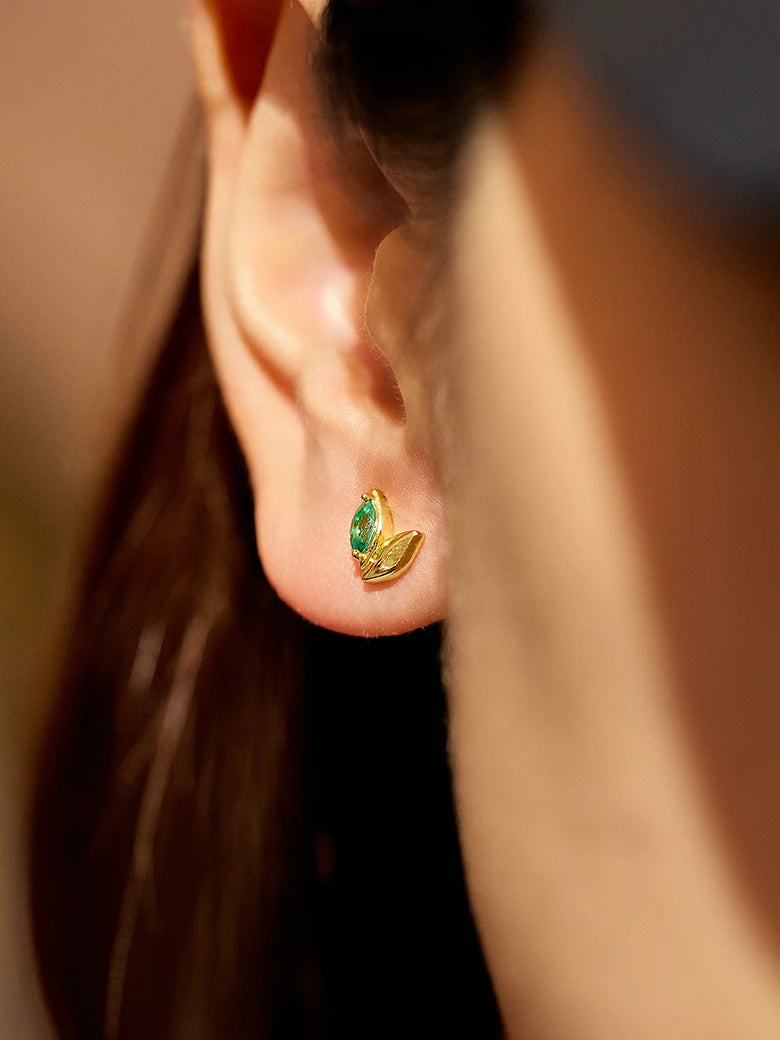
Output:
[{"xmin": 350, "ymin": 498, "xmax": 376, "ymax": 554}]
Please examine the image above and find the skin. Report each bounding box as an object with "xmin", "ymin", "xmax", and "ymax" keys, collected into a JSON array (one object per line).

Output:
[
  {"xmin": 190, "ymin": 2, "xmax": 780, "ymax": 1035},
  {"xmin": 191, "ymin": 0, "xmax": 446, "ymax": 637},
  {"xmin": 447, "ymin": 31, "xmax": 780, "ymax": 1038}
]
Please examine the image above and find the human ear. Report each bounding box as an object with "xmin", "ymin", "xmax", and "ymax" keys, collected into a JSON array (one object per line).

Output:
[{"xmin": 189, "ymin": 0, "xmax": 446, "ymax": 635}]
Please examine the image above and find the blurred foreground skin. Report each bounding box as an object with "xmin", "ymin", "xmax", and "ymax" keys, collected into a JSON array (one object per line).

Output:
[{"xmin": 445, "ymin": 26, "xmax": 780, "ymax": 1040}]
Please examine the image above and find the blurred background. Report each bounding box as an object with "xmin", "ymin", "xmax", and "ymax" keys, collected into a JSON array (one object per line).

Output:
[{"xmin": 1, "ymin": 2, "xmax": 202, "ymax": 1033}]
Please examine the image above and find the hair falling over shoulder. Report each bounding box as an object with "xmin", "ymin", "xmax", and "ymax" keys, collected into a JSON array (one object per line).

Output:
[
  {"xmin": 31, "ymin": 272, "xmax": 309, "ymax": 1038},
  {"xmin": 29, "ymin": 273, "xmax": 501, "ymax": 1039}
]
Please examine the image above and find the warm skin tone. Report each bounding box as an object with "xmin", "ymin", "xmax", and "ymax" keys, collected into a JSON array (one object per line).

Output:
[
  {"xmin": 190, "ymin": 2, "xmax": 780, "ymax": 1035},
  {"xmin": 191, "ymin": 0, "xmax": 445, "ymax": 637},
  {"xmin": 448, "ymin": 32, "xmax": 780, "ymax": 1038}
]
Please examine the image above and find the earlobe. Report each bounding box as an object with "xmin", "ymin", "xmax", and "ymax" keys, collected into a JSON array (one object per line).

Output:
[{"xmin": 190, "ymin": 0, "xmax": 447, "ymax": 635}]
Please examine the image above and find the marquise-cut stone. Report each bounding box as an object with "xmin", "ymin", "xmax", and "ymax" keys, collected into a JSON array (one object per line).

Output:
[{"xmin": 350, "ymin": 498, "xmax": 376, "ymax": 554}]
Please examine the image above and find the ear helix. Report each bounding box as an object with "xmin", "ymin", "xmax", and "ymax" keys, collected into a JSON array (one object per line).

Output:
[{"xmin": 349, "ymin": 489, "xmax": 425, "ymax": 583}]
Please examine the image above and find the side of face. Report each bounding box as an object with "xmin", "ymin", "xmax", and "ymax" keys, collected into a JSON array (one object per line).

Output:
[{"xmin": 448, "ymin": 25, "xmax": 780, "ymax": 1036}]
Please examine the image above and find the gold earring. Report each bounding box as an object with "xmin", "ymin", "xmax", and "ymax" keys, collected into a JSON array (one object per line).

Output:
[{"xmin": 349, "ymin": 489, "xmax": 425, "ymax": 583}]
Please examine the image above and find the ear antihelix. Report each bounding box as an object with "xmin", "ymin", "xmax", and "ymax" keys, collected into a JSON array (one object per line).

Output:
[{"xmin": 349, "ymin": 489, "xmax": 425, "ymax": 583}]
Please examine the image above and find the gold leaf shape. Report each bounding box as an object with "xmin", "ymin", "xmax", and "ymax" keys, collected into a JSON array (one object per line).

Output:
[{"xmin": 362, "ymin": 530, "xmax": 425, "ymax": 583}]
